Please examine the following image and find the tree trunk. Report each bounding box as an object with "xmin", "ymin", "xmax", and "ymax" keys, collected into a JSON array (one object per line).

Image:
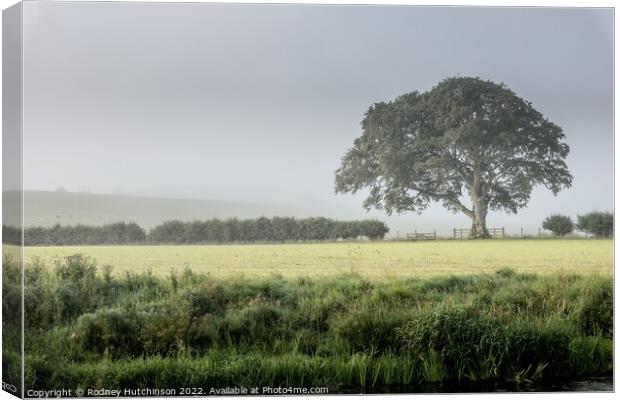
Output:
[
  {"xmin": 469, "ymin": 162, "xmax": 489, "ymax": 239},
  {"xmin": 470, "ymin": 198, "xmax": 488, "ymax": 238}
]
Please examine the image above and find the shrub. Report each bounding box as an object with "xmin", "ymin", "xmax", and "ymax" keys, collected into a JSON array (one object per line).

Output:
[
  {"xmin": 139, "ymin": 306, "xmax": 190, "ymax": 356},
  {"xmin": 220, "ymin": 304, "xmax": 284, "ymax": 346},
  {"xmin": 576, "ymin": 211, "xmax": 613, "ymax": 237},
  {"xmin": 504, "ymin": 320, "xmax": 574, "ymax": 380},
  {"xmin": 185, "ymin": 283, "xmax": 228, "ymax": 316},
  {"xmin": 186, "ymin": 315, "xmax": 221, "ymax": 351},
  {"xmin": 2, "ymin": 225, "xmax": 21, "ymax": 245},
  {"xmin": 330, "ymin": 306, "xmax": 408, "ymax": 353},
  {"xmin": 24, "ymin": 259, "xmax": 56, "ymax": 329},
  {"xmin": 542, "ymin": 214, "xmax": 574, "ymax": 236},
  {"xmin": 2, "ymin": 256, "xmax": 22, "ymax": 324},
  {"xmin": 75, "ymin": 308, "xmax": 142, "ymax": 358},
  {"xmin": 54, "ymin": 254, "xmax": 98, "ymax": 321},
  {"xmin": 397, "ymin": 306, "xmax": 505, "ymax": 380},
  {"xmin": 577, "ymin": 280, "xmax": 613, "ymax": 337}
]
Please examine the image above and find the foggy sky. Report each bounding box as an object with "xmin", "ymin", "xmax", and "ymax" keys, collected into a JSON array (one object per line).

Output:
[{"xmin": 20, "ymin": 2, "xmax": 613, "ymax": 235}]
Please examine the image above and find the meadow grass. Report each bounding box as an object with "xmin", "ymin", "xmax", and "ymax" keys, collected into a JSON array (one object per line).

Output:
[
  {"xmin": 18, "ymin": 238, "xmax": 613, "ymax": 279},
  {"xmin": 2, "ymin": 251, "xmax": 612, "ymax": 393}
]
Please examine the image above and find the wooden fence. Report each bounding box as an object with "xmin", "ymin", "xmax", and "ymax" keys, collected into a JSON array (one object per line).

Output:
[
  {"xmin": 407, "ymin": 230, "xmax": 437, "ymax": 240},
  {"xmin": 488, "ymin": 227, "xmax": 505, "ymax": 239},
  {"xmin": 453, "ymin": 227, "xmax": 505, "ymax": 239},
  {"xmin": 453, "ymin": 228, "xmax": 469, "ymax": 240}
]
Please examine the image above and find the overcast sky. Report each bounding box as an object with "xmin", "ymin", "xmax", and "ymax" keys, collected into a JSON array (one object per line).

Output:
[{"xmin": 20, "ymin": 2, "xmax": 613, "ymax": 234}]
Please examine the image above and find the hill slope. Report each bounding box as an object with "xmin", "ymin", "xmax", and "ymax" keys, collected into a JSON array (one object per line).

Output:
[{"xmin": 5, "ymin": 191, "xmax": 297, "ymax": 228}]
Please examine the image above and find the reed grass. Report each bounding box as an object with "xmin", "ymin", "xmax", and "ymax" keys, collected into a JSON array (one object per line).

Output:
[{"xmin": 1, "ymin": 253, "xmax": 612, "ymax": 393}]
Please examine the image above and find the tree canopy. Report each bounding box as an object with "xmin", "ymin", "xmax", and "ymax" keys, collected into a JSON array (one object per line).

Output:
[
  {"xmin": 542, "ymin": 214, "xmax": 574, "ymax": 236},
  {"xmin": 335, "ymin": 77, "xmax": 572, "ymax": 237},
  {"xmin": 576, "ymin": 211, "xmax": 613, "ymax": 238}
]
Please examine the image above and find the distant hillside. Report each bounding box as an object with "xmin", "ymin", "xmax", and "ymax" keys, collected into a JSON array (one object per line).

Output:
[{"xmin": 5, "ymin": 191, "xmax": 298, "ymax": 229}]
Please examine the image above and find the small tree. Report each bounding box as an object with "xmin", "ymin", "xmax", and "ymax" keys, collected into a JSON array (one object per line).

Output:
[
  {"xmin": 542, "ymin": 214, "xmax": 573, "ymax": 236},
  {"xmin": 576, "ymin": 211, "xmax": 613, "ymax": 238}
]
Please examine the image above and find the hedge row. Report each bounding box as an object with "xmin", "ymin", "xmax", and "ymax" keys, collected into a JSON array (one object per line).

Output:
[{"xmin": 2, "ymin": 217, "xmax": 389, "ymax": 246}]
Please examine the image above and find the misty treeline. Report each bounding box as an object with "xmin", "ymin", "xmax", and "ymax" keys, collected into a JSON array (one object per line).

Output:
[{"xmin": 2, "ymin": 217, "xmax": 390, "ymax": 246}]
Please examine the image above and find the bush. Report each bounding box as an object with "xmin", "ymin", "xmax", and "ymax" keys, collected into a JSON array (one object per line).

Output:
[
  {"xmin": 542, "ymin": 214, "xmax": 574, "ymax": 236},
  {"xmin": 75, "ymin": 308, "xmax": 142, "ymax": 358},
  {"xmin": 24, "ymin": 222, "xmax": 146, "ymax": 245},
  {"xmin": 185, "ymin": 283, "xmax": 229, "ymax": 316},
  {"xmin": 2, "ymin": 225, "xmax": 21, "ymax": 245},
  {"xmin": 2, "ymin": 256, "xmax": 22, "ymax": 325},
  {"xmin": 220, "ymin": 304, "xmax": 284, "ymax": 345},
  {"xmin": 330, "ymin": 306, "xmax": 408, "ymax": 353},
  {"xmin": 576, "ymin": 211, "xmax": 613, "ymax": 237},
  {"xmin": 19, "ymin": 217, "xmax": 390, "ymax": 245},
  {"xmin": 54, "ymin": 254, "xmax": 98, "ymax": 321},
  {"xmin": 577, "ymin": 280, "xmax": 613, "ymax": 337},
  {"xmin": 139, "ymin": 306, "xmax": 190, "ymax": 356},
  {"xmin": 398, "ymin": 306, "xmax": 578, "ymax": 381},
  {"xmin": 24, "ymin": 259, "xmax": 56, "ymax": 329},
  {"xmin": 397, "ymin": 307, "xmax": 506, "ymax": 380}
]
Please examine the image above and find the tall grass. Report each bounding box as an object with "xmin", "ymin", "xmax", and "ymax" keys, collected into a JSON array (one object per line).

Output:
[{"xmin": 3, "ymin": 254, "xmax": 612, "ymax": 393}]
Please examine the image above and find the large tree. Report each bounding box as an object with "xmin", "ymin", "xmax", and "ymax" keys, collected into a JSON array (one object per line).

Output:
[{"xmin": 335, "ymin": 77, "xmax": 572, "ymax": 238}]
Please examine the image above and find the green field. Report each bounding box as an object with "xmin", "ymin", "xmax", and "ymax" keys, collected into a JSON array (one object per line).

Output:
[{"xmin": 22, "ymin": 239, "xmax": 613, "ymax": 279}]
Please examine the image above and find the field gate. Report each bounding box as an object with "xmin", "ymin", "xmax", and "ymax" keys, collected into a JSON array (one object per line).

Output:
[
  {"xmin": 488, "ymin": 227, "xmax": 505, "ymax": 239},
  {"xmin": 454, "ymin": 227, "xmax": 505, "ymax": 239},
  {"xmin": 407, "ymin": 230, "xmax": 437, "ymax": 240}
]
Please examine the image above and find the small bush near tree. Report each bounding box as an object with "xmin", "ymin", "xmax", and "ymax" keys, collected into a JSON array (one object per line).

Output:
[
  {"xmin": 576, "ymin": 211, "xmax": 613, "ymax": 238},
  {"xmin": 542, "ymin": 214, "xmax": 574, "ymax": 236}
]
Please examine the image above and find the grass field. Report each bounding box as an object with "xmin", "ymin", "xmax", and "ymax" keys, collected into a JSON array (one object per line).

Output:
[{"xmin": 21, "ymin": 239, "xmax": 613, "ymax": 278}]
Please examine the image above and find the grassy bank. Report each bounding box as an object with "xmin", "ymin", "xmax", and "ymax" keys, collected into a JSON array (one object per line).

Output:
[
  {"xmin": 3, "ymin": 253, "xmax": 612, "ymax": 393},
  {"xmin": 19, "ymin": 238, "xmax": 613, "ymax": 278}
]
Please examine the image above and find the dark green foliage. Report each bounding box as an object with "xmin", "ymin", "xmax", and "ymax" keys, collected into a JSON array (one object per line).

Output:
[
  {"xmin": 335, "ymin": 77, "xmax": 572, "ymax": 238},
  {"xmin": 577, "ymin": 280, "xmax": 613, "ymax": 337},
  {"xmin": 502, "ymin": 321, "xmax": 574, "ymax": 380},
  {"xmin": 330, "ymin": 305, "xmax": 409, "ymax": 353},
  {"xmin": 24, "ymin": 259, "xmax": 56, "ymax": 328},
  {"xmin": 576, "ymin": 211, "xmax": 613, "ymax": 237},
  {"xmin": 542, "ymin": 214, "xmax": 574, "ymax": 236},
  {"xmin": 221, "ymin": 304, "xmax": 284, "ymax": 346},
  {"xmin": 2, "ymin": 255, "xmax": 22, "ymax": 392},
  {"xmin": 148, "ymin": 217, "xmax": 389, "ymax": 243},
  {"xmin": 76, "ymin": 308, "xmax": 142, "ymax": 358},
  {"xmin": 185, "ymin": 282, "xmax": 229, "ymax": 316},
  {"xmin": 2, "ymin": 225, "xmax": 21, "ymax": 245},
  {"xmin": 22, "ymin": 222, "xmax": 146, "ymax": 246},
  {"xmin": 139, "ymin": 304, "xmax": 190, "ymax": 356},
  {"xmin": 398, "ymin": 307, "xmax": 507, "ymax": 380},
  {"xmin": 55, "ymin": 254, "xmax": 98, "ymax": 321},
  {"xmin": 19, "ymin": 256, "xmax": 613, "ymax": 392},
  {"xmin": 2, "ymin": 255, "xmax": 22, "ymax": 324},
  {"xmin": 17, "ymin": 218, "xmax": 389, "ymax": 245}
]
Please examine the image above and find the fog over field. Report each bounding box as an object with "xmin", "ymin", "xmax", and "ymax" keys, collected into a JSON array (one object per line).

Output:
[{"xmin": 16, "ymin": 3, "xmax": 613, "ymax": 235}]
